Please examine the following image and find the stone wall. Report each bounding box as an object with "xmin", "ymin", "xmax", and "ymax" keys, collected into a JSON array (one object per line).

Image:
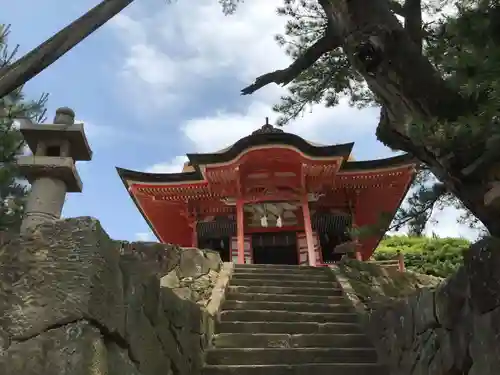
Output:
[
  {"xmin": 0, "ymin": 217, "xmax": 225, "ymax": 375},
  {"xmin": 333, "ymin": 237, "xmax": 500, "ymax": 375}
]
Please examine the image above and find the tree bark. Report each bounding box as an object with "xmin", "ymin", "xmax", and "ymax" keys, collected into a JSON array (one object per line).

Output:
[
  {"xmin": 0, "ymin": 0, "xmax": 135, "ymax": 99},
  {"xmin": 243, "ymin": 0, "xmax": 500, "ymax": 236}
]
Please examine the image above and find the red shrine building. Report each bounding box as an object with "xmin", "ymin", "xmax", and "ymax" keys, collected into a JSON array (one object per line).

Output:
[{"xmin": 117, "ymin": 123, "xmax": 415, "ymax": 266}]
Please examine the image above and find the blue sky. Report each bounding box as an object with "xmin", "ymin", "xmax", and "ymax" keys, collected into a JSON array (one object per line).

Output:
[{"xmin": 4, "ymin": 0, "xmax": 482, "ymax": 241}]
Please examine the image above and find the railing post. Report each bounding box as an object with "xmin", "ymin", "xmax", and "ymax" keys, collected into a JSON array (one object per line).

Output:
[{"xmin": 397, "ymin": 250, "xmax": 405, "ymax": 272}]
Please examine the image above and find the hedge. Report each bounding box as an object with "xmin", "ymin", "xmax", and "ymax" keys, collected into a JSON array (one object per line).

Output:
[{"xmin": 372, "ymin": 235, "xmax": 470, "ymax": 278}]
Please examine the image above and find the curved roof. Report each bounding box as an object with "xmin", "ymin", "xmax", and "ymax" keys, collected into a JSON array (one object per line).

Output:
[{"xmin": 117, "ymin": 153, "xmax": 414, "ymax": 185}]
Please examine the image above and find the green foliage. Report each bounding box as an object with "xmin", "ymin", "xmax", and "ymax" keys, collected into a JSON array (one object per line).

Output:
[
  {"xmin": 410, "ymin": 0, "xmax": 500, "ymax": 154},
  {"xmin": 273, "ymin": 0, "xmax": 376, "ymax": 126},
  {"xmin": 374, "ymin": 235, "xmax": 470, "ymax": 278},
  {"xmin": 0, "ymin": 25, "xmax": 47, "ymax": 232}
]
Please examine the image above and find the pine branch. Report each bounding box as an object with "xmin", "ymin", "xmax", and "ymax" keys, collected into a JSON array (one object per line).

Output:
[{"xmin": 241, "ymin": 32, "xmax": 341, "ymax": 95}]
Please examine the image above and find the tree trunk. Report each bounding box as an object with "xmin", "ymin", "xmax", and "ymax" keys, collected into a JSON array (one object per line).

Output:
[
  {"xmin": 0, "ymin": 0, "xmax": 135, "ymax": 99},
  {"xmin": 324, "ymin": 0, "xmax": 500, "ymax": 236}
]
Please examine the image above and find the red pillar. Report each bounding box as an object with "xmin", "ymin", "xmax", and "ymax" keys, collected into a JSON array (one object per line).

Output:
[
  {"xmin": 301, "ymin": 194, "xmax": 316, "ymax": 267},
  {"xmin": 352, "ymin": 190, "xmax": 362, "ymax": 261},
  {"xmin": 236, "ymin": 198, "xmax": 245, "ymax": 264}
]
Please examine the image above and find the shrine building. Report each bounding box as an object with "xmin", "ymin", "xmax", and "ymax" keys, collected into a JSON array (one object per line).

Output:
[{"xmin": 117, "ymin": 122, "xmax": 416, "ymax": 266}]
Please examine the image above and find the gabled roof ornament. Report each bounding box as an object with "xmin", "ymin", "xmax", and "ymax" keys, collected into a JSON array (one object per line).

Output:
[{"xmin": 251, "ymin": 117, "xmax": 285, "ymax": 135}]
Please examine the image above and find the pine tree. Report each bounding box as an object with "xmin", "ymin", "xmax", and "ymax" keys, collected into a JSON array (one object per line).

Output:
[
  {"xmin": 241, "ymin": 0, "xmax": 500, "ymax": 237},
  {"xmin": 0, "ymin": 25, "xmax": 47, "ymax": 233}
]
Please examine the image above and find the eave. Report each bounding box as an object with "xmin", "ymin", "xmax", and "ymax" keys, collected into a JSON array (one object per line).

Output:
[
  {"xmin": 187, "ymin": 133, "xmax": 354, "ymax": 167},
  {"xmin": 339, "ymin": 153, "xmax": 416, "ymax": 172}
]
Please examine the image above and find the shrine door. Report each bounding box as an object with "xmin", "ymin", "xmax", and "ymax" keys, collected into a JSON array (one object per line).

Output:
[
  {"xmin": 296, "ymin": 232, "xmax": 323, "ymax": 265},
  {"xmin": 230, "ymin": 235, "xmax": 253, "ymax": 264}
]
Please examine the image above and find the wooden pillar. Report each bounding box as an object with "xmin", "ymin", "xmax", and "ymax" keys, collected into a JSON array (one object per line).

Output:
[
  {"xmin": 301, "ymin": 194, "xmax": 316, "ymax": 267},
  {"xmin": 236, "ymin": 198, "xmax": 245, "ymax": 264},
  {"xmin": 397, "ymin": 250, "xmax": 405, "ymax": 272},
  {"xmin": 354, "ymin": 247, "xmax": 362, "ymax": 261},
  {"xmin": 191, "ymin": 222, "xmax": 198, "ymax": 248}
]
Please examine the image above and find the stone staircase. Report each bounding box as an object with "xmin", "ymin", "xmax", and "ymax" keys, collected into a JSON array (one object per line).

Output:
[{"xmin": 202, "ymin": 264, "xmax": 387, "ymax": 375}]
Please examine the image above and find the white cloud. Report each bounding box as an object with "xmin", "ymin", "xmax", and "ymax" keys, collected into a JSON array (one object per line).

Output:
[
  {"xmin": 147, "ymin": 155, "xmax": 188, "ymax": 174},
  {"xmin": 76, "ymin": 119, "xmax": 116, "ymax": 143},
  {"xmin": 109, "ymin": 0, "xmax": 290, "ymax": 109},
  {"xmin": 180, "ymin": 98, "xmax": 379, "ymax": 154},
  {"xmin": 135, "ymin": 231, "xmax": 155, "ymax": 242}
]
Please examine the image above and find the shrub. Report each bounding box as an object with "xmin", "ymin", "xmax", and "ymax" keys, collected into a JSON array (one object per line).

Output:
[{"xmin": 373, "ymin": 235, "xmax": 470, "ymax": 278}]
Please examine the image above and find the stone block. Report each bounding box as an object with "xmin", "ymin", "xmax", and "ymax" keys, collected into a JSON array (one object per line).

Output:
[
  {"xmin": 107, "ymin": 341, "xmax": 143, "ymax": 375},
  {"xmin": 412, "ymin": 288, "xmax": 438, "ymax": 334},
  {"xmin": 0, "ymin": 217, "xmax": 222, "ymax": 375},
  {"xmin": 0, "ymin": 321, "xmax": 106, "ymax": 375},
  {"xmin": 121, "ymin": 241, "xmax": 181, "ymax": 276},
  {"xmin": 178, "ymin": 248, "xmax": 212, "ymax": 278},
  {"xmin": 469, "ymin": 306, "xmax": 500, "ymax": 375},
  {"xmin": 464, "ymin": 237, "xmax": 500, "ymax": 313},
  {"xmin": 0, "ymin": 217, "xmax": 125, "ymax": 341},
  {"xmin": 434, "ymin": 266, "xmax": 470, "ymax": 329}
]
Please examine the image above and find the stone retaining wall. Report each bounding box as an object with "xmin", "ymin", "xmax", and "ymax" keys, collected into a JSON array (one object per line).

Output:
[
  {"xmin": 332, "ymin": 237, "xmax": 500, "ymax": 375},
  {"xmin": 0, "ymin": 217, "xmax": 226, "ymax": 375}
]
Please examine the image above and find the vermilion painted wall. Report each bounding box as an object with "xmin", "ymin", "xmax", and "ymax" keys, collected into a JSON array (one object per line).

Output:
[{"xmin": 136, "ymin": 196, "xmax": 193, "ymax": 246}]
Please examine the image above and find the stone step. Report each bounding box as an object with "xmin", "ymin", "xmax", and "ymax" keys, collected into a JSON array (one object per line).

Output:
[
  {"xmin": 205, "ymin": 347, "xmax": 378, "ymax": 365},
  {"xmin": 216, "ymin": 322, "xmax": 361, "ymax": 335},
  {"xmin": 222, "ymin": 300, "xmax": 353, "ymax": 313},
  {"xmin": 212, "ymin": 333, "xmax": 372, "ymax": 348},
  {"xmin": 220, "ymin": 310, "xmax": 359, "ymax": 323},
  {"xmin": 234, "ymin": 264, "xmax": 321, "ymax": 271},
  {"xmin": 228, "ymin": 285, "xmax": 343, "ymax": 296},
  {"xmin": 230, "ymin": 278, "xmax": 339, "ymax": 288},
  {"xmin": 233, "ymin": 265, "xmax": 330, "ymax": 273},
  {"xmin": 225, "ymin": 292, "xmax": 346, "ymax": 304},
  {"xmin": 231, "ymin": 272, "xmax": 332, "ymax": 281},
  {"xmin": 202, "ymin": 363, "xmax": 387, "ymax": 375},
  {"xmin": 232, "ymin": 267, "xmax": 329, "ymax": 275}
]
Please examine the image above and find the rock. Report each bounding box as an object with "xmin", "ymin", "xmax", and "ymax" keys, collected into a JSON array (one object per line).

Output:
[
  {"xmin": 107, "ymin": 341, "xmax": 143, "ymax": 375},
  {"xmin": 178, "ymin": 248, "xmax": 211, "ymax": 278},
  {"xmin": 469, "ymin": 306, "xmax": 500, "ymax": 375},
  {"xmin": 0, "ymin": 321, "xmax": 105, "ymax": 375},
  {"xmin": 121, "ymin": 240, "xmax": 181, "ymax": 276},
  {"xmin": 464, "ymin": 236, "xmax": 500, "ymax": 313},
  {"xmin": 0, "ymin": 217, "xmax": 125, "ymax": 341},
  {"xmin": 435, "ymin": 266, "xmax": 469, "ymax": 329},
  {"xmin": 173, "ymin": 287, "xmax": 194, "ymax": 300},
  {"xmin": 0, "ymin": 217, "xmax": 221, "ymax": 375},
  {"xmin": 338, "ymin": 243, "xmax": 500, "ymax": 375},
  {"xmin": 204, "ymin": 250, "xmax": 222, "ymax": 271},
  {"xmin": 413, "ymin": 288, "xmax": 438, "ymax": 334},
  {"xmin": 161, "ymin": 270, "xmax": 180, "ymax": 288}
]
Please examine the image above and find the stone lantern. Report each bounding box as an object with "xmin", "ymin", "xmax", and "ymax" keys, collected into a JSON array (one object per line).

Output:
[{"xmin": 17, "ymin": 107, "xmax": 93, "ymax": 233}]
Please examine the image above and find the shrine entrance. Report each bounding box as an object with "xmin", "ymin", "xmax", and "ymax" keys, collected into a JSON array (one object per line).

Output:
[{"xmin": 251, "ymin": 232, "xmax": 298, "ymax": 265}]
